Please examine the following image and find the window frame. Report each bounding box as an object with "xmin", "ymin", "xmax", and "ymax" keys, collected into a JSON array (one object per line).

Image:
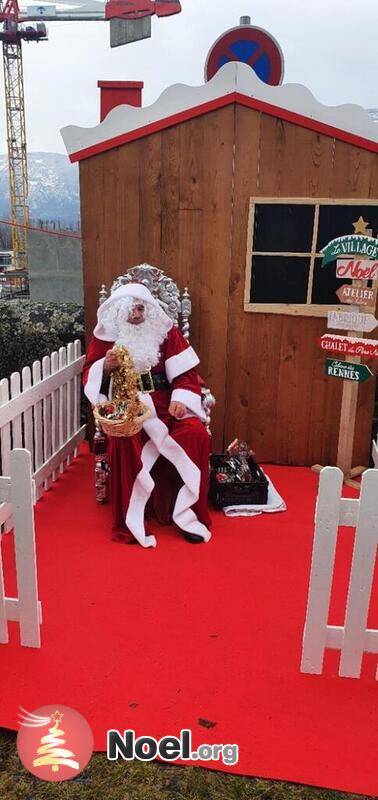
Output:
[{"xmin": 244, "ymin": 197, "xmax": 378, "ymax": 317}]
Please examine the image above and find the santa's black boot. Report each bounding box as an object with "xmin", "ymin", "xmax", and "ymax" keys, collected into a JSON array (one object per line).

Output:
[{"xmin": 182, "ymin": 532, "xmax": 204, "ymax": 544}]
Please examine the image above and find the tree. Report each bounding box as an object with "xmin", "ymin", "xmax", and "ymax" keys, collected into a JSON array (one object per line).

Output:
[{"xmin": 32, "ymin": 711, "xmax": 79, "ymax": 775}]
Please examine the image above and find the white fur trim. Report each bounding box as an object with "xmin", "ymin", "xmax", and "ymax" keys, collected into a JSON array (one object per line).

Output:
[
  {"xmin": 170, "ymin": 388, "xmax": 206, "ymax": 422},
  {"xmin": 173, "ymin": 484, "xmax": 211, "ymax": 541},
  {"xmin": 139, "ymin": 394, "xmax": 211, "ymax": 542},
  {"xmin": 165, "ymin": 346, "xmax": 199, "ymax": 382},
  {"xmin": 84, "ymin": 358, "xmax": 107, "ymax": 405},
  {"xmin": 125, "ymin": 439, "xmax": 159, "ymax": 548}
]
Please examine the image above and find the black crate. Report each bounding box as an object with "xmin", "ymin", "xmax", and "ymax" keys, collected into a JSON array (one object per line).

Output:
[{"xmin": 209, "ymin": 454, "xmax": 269, "ymax": 510}]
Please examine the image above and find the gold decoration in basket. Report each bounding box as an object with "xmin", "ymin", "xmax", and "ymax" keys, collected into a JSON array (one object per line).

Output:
[{"xmin": 93, "ymin": 345, "xmax": 151, "ymax": 437}]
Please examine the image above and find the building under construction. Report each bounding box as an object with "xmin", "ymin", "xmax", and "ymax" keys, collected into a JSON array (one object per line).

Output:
[{"xmin": 0, "ymin": 0, "xmax": 47, "ymax": 286}]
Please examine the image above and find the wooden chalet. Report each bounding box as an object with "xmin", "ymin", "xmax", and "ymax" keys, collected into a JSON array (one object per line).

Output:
[{"xmin": 62, "ymin": 62, "xmax": 378, "ymax": 465}]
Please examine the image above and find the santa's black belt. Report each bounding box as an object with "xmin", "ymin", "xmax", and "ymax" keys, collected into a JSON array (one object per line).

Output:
[{"xmin": 137, "ymin": 371, "xmax": 170, "ymax": 393}]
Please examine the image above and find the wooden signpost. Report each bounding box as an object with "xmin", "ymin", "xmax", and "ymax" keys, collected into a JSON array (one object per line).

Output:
[
  {"xmin": 327, "ymin": 310, "xmax": 378, "ymax": 333},
  {"xmin": 336, "ymin": 259, "xmax": 378, "ymax": 280},
  {"xmin": 319, "ymin": 334, "xmax": 378, "ymax": 358},
  {"xmin": 336, "ymin": 285, "xmax": 377, "ymax": 306},
  {"xmin": 321, "ymin": 235, "xmax": 378, "ymax": 266},
  {"xmin": 313, "ymin": 227, "xmax": 378, "ymax": 486},
  {"xmin": 324, "ymin": 359, "xmax": 373, "ymax": 383}
]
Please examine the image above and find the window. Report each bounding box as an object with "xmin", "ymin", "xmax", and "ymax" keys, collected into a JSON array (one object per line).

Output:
[
  {"xmin": 0, "ymin": 252, "xmax": 13, "ymax": 269},
  {"xmin": 244, "ymin": 199, "xmax": 378, "ymax": 317}
]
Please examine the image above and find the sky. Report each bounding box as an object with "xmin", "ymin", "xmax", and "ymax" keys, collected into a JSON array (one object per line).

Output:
[{"xmin": 0, "ymin": 0, "xmax": 377, "ymax": 154}]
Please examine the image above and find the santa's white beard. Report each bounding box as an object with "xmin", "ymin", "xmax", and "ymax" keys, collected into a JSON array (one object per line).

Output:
[{"xmin": 115, "ymin": 318, "xmax": 169, "ymax": 373}]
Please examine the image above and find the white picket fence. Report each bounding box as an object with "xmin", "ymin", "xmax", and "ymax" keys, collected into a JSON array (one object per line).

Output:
[
  {"xmin": 372, "ymin": 435, "xmax": 378, "ymax": 468},
  {"xmin": 0, "ymin": 339, "xmax": 86, "ymax": 520},
  {"xmin": 0, "ymin": 450, "xmax": 41, "ymax": 646},
  {"xmin": 301, "ymin": 466, "xmax": 378, "ymax": 679},
  {"xmin": 0, "ymin": 340, "xmax": 86, "ymax": 646}
]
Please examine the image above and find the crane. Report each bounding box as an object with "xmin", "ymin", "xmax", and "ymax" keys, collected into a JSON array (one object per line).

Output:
[
  {"xmin": 0, "ymin": 0, "xmax": 46, "ymax": 277},
  {"xmin": 0, "ymin": 0, "xmax": 181, "ymax": 282}
]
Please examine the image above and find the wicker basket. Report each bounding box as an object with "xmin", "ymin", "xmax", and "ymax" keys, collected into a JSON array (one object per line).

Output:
[{"xmin": 93, "ymin": 401, "xmax": 151, "ymax": 438}]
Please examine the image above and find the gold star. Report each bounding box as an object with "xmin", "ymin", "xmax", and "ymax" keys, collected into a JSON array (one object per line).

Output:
[
  {"xmin": 51, "ymin": 711, "xmax": 64, "ymax": 724},
  {"xmin": 352, "ymin": 216, "xmax": 370, "ymax": 235}
]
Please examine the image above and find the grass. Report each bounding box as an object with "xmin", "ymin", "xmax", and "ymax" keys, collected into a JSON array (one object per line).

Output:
[{"xmin": 0, "ymin": 728, "xmax": 370, "ymax": 800}]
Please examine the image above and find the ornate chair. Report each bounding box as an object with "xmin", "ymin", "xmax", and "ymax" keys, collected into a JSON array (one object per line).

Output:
[{"xmin": 94, "ymin": 264, "xmax": 215, "ymax": 503}]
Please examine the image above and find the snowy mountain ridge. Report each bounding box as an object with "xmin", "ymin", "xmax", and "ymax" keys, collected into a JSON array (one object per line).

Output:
[
  {"xmin": 0, "ymin": 152, "xmax": 79, "ymax": 226},
  {"xmin": 367, "ymin": 108, "xmax": 378, "ymax": 123}
]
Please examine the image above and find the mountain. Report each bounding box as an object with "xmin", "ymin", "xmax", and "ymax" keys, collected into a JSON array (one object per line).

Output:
[
  {"xmin": 367, "ymin": 108, "xmax": 378, "ymax": 123},
  {"xmin": 0, "ymin": 152, "xmax": 79, "ymax": 227}
]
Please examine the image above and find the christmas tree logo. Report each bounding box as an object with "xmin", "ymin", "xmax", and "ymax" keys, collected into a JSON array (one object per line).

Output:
[
  {"xmin": 32, "ymin": 710, "xmax": 79, "ymax": 773},
  {"xmin": 16, "ymin": 705, "xmax": 94, "ymax": 782}
]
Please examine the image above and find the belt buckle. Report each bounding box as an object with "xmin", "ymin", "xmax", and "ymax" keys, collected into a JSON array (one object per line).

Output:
[{"xmin": 138, "ymin": 371, "xmax": 155, "ymax": 393}]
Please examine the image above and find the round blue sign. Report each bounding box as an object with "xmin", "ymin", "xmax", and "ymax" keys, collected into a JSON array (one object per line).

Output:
[{"xmin": 205, "ymin": 25, "xmax": 284, "ymax": 85}]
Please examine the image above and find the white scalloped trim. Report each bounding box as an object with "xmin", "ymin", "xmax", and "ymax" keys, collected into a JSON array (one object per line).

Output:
[{"xmin": 61, "ymin": 61, "xmax": 378, "ymax": 158}]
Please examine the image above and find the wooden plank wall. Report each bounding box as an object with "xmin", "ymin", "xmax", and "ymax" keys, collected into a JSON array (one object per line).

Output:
[
  {"xmin": 79, "ymin": 106, "xmax": 235, "ymax": 451},
  {"xmin": 226, "ymin": 105, "xmax": 378, "ymax": 466},
  {"xmin": 80, "ymin": 103, "xmax": 377, "ymax": 464}
]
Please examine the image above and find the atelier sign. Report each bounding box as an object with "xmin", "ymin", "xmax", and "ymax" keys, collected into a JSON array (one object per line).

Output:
[{"xmin": 336, "ymin": 284, "xmax": 377, "ymax": 306}]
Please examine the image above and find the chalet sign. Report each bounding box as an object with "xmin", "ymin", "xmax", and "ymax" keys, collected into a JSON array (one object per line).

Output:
[
  {"xmin": 336, "ymin": 259, "xmax": 378, "ymax": 280},
  {"xmin": 325, "ymin": 359, "xmax": 373, "ymax": 383},
  {"xmin": 336, "ymin": 284, "xmax": 377, "ymax": 306},
  {"xmin": 321, "ymin": 235, "xmax": 378, "ymax": 267},
  {"xmin": 319, "ymin": 334, "xmax": 378, "ymax": 358},
  {"xmin": 327, "ymin": 310, "xmax": 378, "ymax": 333}
]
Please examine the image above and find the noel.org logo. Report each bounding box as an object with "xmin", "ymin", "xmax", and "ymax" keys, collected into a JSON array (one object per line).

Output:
[{"xmin": 16, "ymin": 705, "xmax": 94, "ymax": 782}]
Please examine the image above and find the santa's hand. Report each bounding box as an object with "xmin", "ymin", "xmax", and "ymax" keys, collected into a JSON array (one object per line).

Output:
[
  {"xmin": 104, "ymin": 349, "xmax": 121, "ymax": 375},
  {"xmin": 169, "ymin": 401, "xmax": 187, "ymax": 419}
]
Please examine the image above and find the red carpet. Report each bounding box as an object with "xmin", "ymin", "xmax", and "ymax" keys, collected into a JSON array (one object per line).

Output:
[{"xmin": 1, "ymin": 446, "xmax": 378, "ymax": 795}]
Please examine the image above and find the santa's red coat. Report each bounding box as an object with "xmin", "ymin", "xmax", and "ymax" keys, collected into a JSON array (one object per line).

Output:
[{"xmin": 83, "ymin": 326, "xmax": 212, "ymax": 548}]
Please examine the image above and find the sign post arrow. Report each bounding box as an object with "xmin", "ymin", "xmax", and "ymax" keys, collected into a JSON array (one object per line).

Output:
[
  {"xmin": 336, "ymin": 284, "xmax": 377, "ymax": 307},
  {"xmin": 327, "ymin": 310, "xmax": 378, "ymax": 333},
  {"xmin": 319, "ymin": 335, "xmax": 378, "ymax": 358},
  {"xmin": 325, "ymin": 360, "xmax": 373, "ymax": 383},
  {"xmin": 336, "ymin": 259, "xmax": 378, "ymax": 280},
  {"xmin": 321, "ymin": 234, "xmax": 378, "ymax": 267}
]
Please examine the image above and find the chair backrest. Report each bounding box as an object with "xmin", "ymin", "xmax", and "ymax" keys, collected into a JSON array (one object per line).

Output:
[{"xmin": 99, "ymin": 264, "xmax": 191, "ymax": 340}]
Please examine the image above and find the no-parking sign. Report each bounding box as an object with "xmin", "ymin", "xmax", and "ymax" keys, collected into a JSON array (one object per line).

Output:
[{"xmin": 205, "ymin": 24, "xmax": 284, "ymax": 85}]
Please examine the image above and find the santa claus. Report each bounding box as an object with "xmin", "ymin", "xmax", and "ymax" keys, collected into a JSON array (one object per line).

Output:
[{"xmin": 83, "ymin": 282, "xmax": 212, "ymax": 548}]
